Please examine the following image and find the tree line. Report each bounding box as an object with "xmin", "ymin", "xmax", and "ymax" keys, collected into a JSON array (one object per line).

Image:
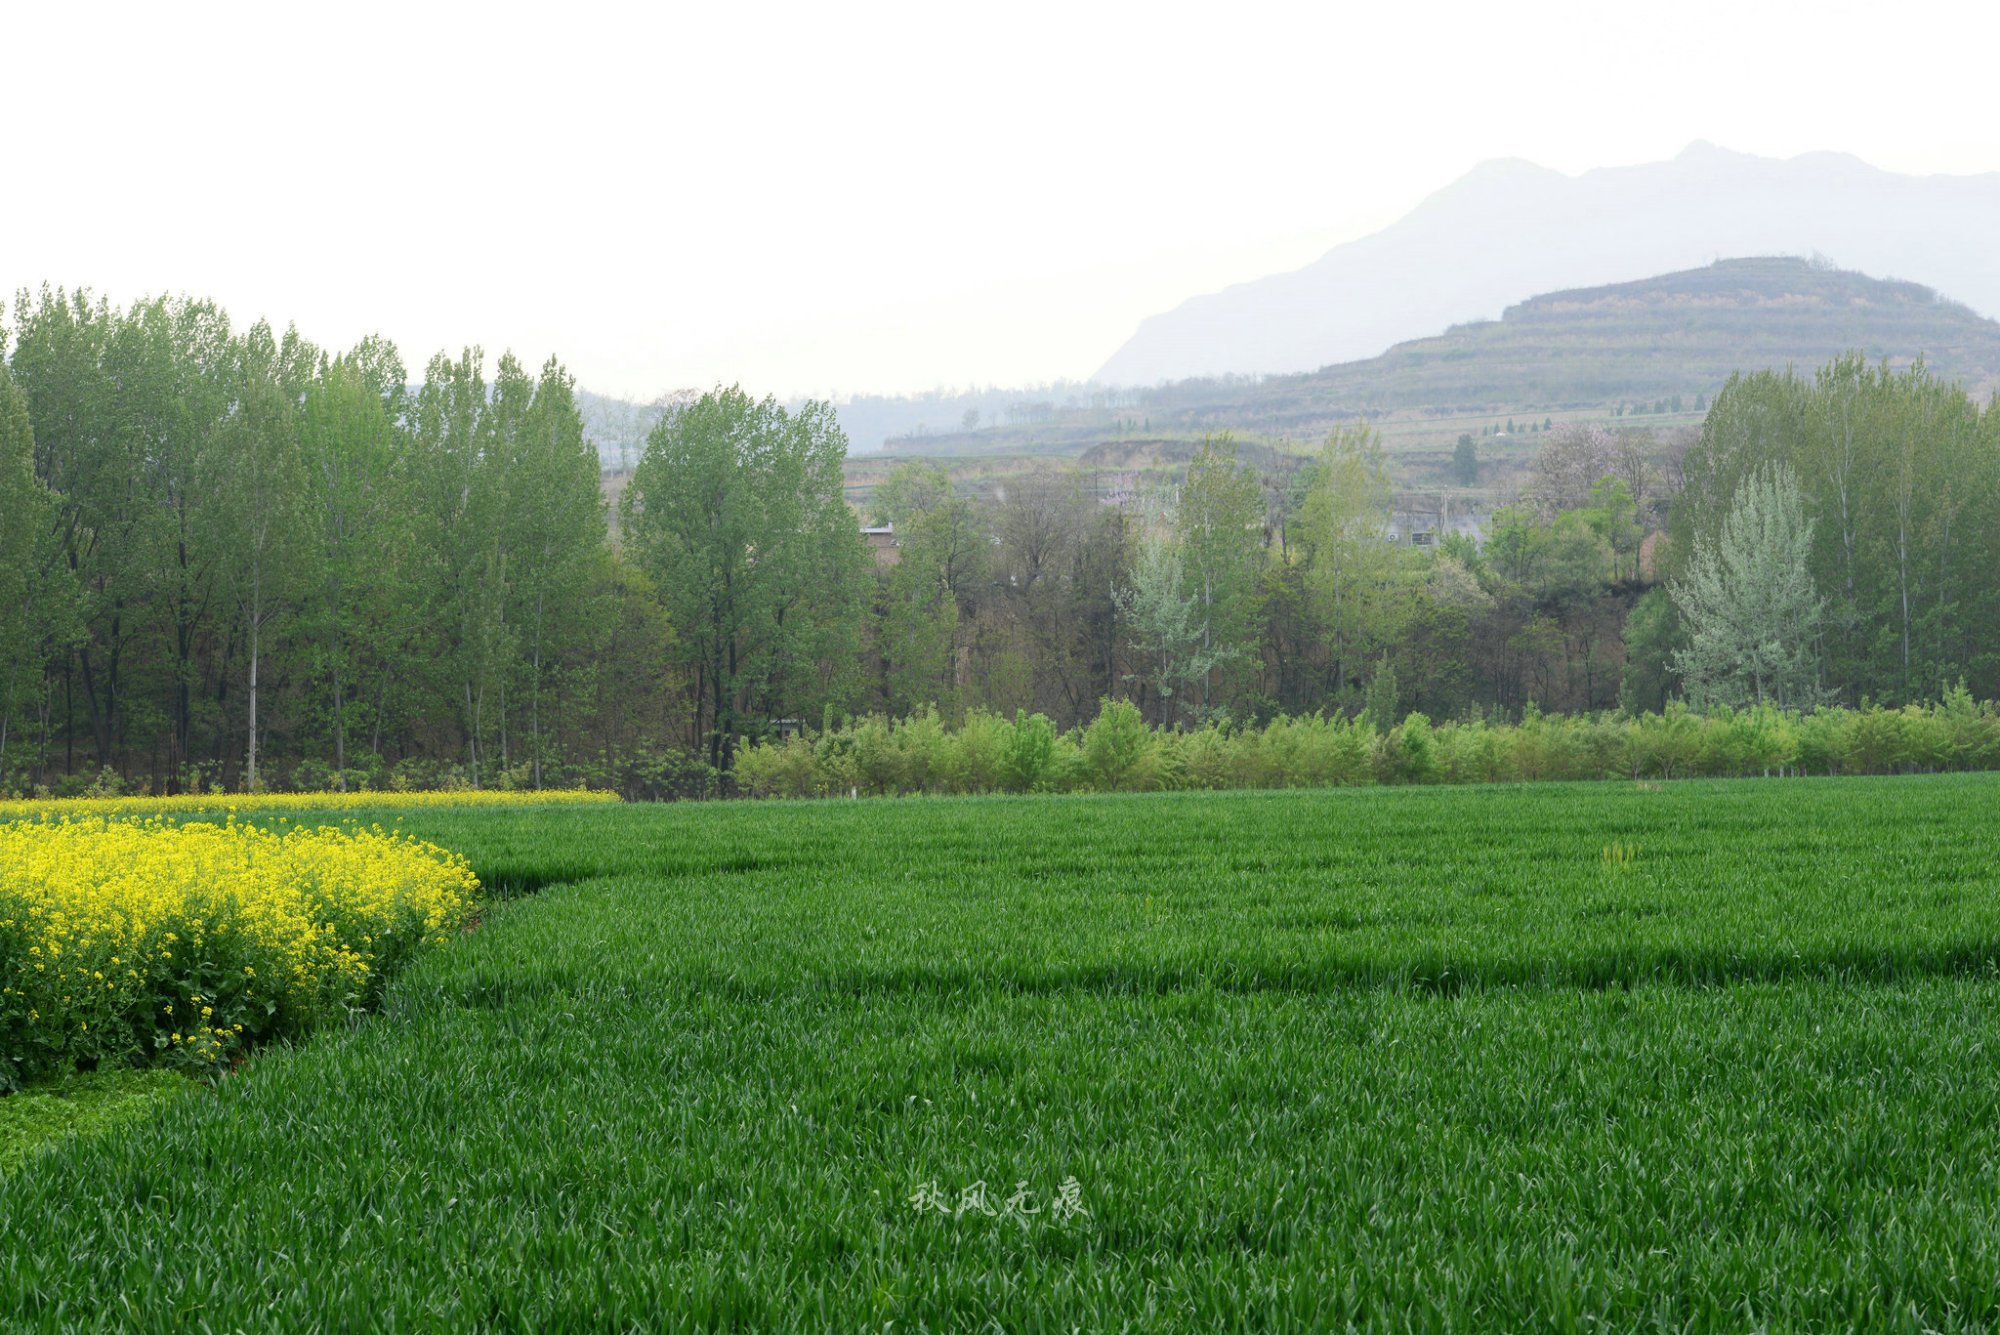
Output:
[
  {"xmin": 4, "ymin": 284, "xmax": 1998, "ymax": 798},
  {"xmin": 1648, "ymin": 354, "xmax": 2000, "ymax": 709},
  {"xmin": 863, "ymin": 357, "xmax": 2000, "ymax": 735},
  {"xmin": 0, "ymin": 289, "xmax": 632, "ymax": 796},
  {"xmin": 858, "ymin": 424, "xmax": 1666, "ymax": 733}
]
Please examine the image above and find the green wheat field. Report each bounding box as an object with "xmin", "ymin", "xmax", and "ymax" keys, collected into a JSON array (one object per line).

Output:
[{"xmin": 7, "ymin": 777, "xmax": 2000, "ymax": 1329}]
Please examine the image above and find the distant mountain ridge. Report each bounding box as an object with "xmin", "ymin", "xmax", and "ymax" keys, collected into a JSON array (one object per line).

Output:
[
  {"xmin": 586, "ymin": 257, "xmax": 2000, "ymax": 466},
  {"xmin": 1095, "ymin": 143, "xmax": 2000, "ymax": 385}
]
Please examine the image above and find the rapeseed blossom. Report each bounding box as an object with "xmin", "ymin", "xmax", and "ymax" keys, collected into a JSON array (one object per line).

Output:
[
  {"xmin": 0, "ymin": 817, "xmax": 478, "ymax": 1087},
  {"xmin": 0, "ymin": 787, "xmax": 618, "ymax": 822}
]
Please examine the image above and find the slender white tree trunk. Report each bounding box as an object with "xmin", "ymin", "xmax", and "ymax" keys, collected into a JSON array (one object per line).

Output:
[{"xmin": 465, "ymin": 678, "xmax": 481, "ymax": 788}]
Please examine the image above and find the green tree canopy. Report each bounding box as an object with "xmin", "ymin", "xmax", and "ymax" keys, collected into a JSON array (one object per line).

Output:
[
  {"xmin": 623, "ymin": 387, "xmax": 867, "ymax": 765},
  {"xmin": 0, "ymin": 361, "xmax": 53, "ymax": 764}
]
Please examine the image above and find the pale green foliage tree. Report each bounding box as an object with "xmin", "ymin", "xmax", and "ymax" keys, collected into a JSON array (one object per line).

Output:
[
  {"xmin": 1298, "ymin": 425, "xmax": 1408, "ymax": 695},
  {"xmin": 1583, "ymin": 476, "xmax": 1642, "ymax": 582},
  {"xmin": 623, "ymin": 387, "xmax": 868, "ymax": 766},
  {"xmin": 1118, "ymin": 521, "xmax": 1240, "ymax": 728},
  {"xmin": 1671, "ymin": 462, "xmax": 1829, "ymax": 709},
  {"xmin": 1676, "ymin": 356, "xmax": 1996, "ymax": 704},
  {"xmin": 1081, "ymin": 696, "xmax": 1157, "ymax": 789},
  {"xmin": 869, "ymin": 461, "xmax": 951, "ymax": 529}
]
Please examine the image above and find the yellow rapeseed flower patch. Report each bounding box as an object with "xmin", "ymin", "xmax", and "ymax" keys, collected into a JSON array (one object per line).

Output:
[
  {"xmin": 0, "ymin": 817, "xmax": 478, "ymax": 1087},
  {"xmin": 0, "ymin": 787, "xmax": 619, "ymax": 822}
]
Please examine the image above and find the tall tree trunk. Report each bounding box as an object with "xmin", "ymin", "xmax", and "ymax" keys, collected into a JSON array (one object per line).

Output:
[
  {"xmin": 1937, "ymin": 508, "xmax": 1954, "ymax": 685},
  {"xmin": 531, "ymin": 591, "xmax": 545, "ymax": 789},
  {"xmin": 210, "ymin": 621, "xmax": 237, "ymax": 774},
  {"xmin": 1897, "ymin": 512, "xmax": 1912, "ymax": 692},
  {"xmin": 465, "ymin": 678, "xmax": 481, "ymax": 788},
  {"xmin": 77, "ymin": 643, "xmax": 113, "ymax": 770},
  {"xmin": 0, "ymin": 660, "xmax": 16, "ymax": 779},
  {"xmin": 496, "ymin": 594, "xmax": 508, "ymax": 775},
  {"xmin": 1201, "ymin": 566, "xmax": 1214, "ymax": 716},
  {"xmin": 173, "ymin": 526, "xmax": 195, "ymax": 792},
  {"xmin": 246, "ymin": 594, "xmax": 261, "ymax": 792},
  {"xmin": 709, "ymin": 636, "xmax": 728, "ymax": 771},
  {"xmin": 36, "ymin": 670, "xmax": 53, "ymax": 789},
  {"xmin": 691, "ymin": 662, "xmax": 707, "ymax": 755},
  {"xmin": 330, "ymin": 577, "xmax": 347, "ymax": 790},
  {"xmin": 332, "ymin": 651, "xmax": 346, "ymax": 791}
]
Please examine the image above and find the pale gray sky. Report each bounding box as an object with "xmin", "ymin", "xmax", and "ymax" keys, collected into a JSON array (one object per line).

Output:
[{"xmin": 7, "ymin": 0, "xmax": 1999, "ymax": 400}]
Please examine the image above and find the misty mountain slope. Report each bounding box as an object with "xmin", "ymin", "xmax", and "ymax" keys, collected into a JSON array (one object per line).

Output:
[
  {"xmin": 881, "ymin": 258, "xmax": 2000, "ymax": 501},
  {"xmin": 1095, "ymin": 143, "xmax": 2000, "ymax": 385}
]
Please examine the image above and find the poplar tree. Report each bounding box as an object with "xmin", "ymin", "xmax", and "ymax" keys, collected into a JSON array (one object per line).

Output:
[
  {"xmin": 298, "ymin": 348, "xmax": 407, "ymax": 786},
  {"xmin": 874, "ymin": 462, "xmax": 985, "ymax": 716},
  {"xmin": 504, "ymin": 357, "xmax": 606, "ymax": 786},
  {"xmin": 1298, "ymin": 425, "xmax": 1407, "ymax": 697},
  {"xmin": 1118, "ymin": 527, "xmax": 1229, "ymax": 728},
  {"xmin": 0, "ymin": 363, "xmax": 49, "ymax": 770},
  {"xmin": 410, "ymin": 349, "xmax": 504, "ymax": 784},
  {"xmin": 136, "ymin": 297, "xmax": 236, "ymax": 785},
  {"xmin": 1176, "ymin": 435, "xmax": 1262, "ymax": 717},
  {"xmin": 214, "ymin": 322, "xmax": 311, "ymax": 791},
  {"xmin": 1670, "ymin": 462, "xmax": 1827, "ymax": 709},
  {"xmin": 622, "ymin": 387, "xmax": 867, "ymax": 767}
]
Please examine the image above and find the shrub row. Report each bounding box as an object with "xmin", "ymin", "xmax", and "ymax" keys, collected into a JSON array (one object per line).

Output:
[{"xmin": 731, "ymin": 687, "xmax": 2000, "ymax": 797}]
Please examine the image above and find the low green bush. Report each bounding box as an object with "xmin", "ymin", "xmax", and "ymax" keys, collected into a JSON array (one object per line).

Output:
[{"xmin": 727, "ymin": 692, "xmax": 2000, "ymax": 798}]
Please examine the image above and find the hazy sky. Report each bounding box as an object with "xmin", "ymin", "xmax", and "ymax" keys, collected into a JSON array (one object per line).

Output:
[{"xmin": 7, "ymin": 0, "xmax": 1999, "ymax": 401}]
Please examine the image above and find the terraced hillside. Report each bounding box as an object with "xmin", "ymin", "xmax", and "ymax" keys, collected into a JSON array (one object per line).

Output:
[
  {"xmin": 1212, "ymin": 256, "xmax": 2000, "ymax": 420},
  {"xmin": 857, "ymin": 258, "xmax": 2000, "ymax": 497}
]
